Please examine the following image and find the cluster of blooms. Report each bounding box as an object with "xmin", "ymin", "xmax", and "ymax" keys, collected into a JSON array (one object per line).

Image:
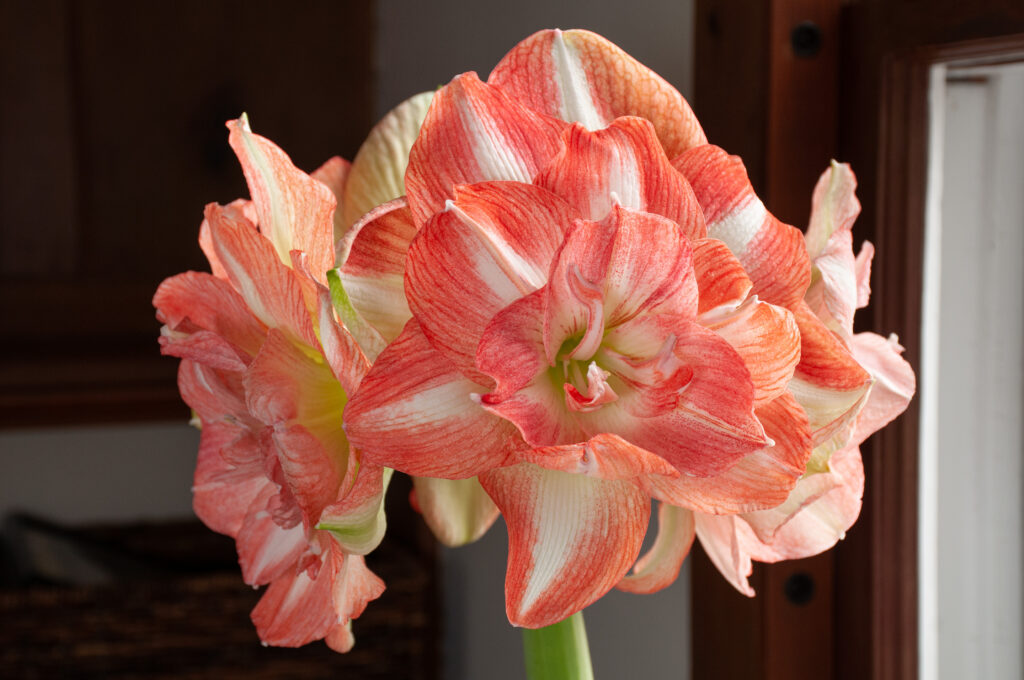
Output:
[{"xmin": 154, "ymin": 29, "xmax": 914, "ymax": 648}]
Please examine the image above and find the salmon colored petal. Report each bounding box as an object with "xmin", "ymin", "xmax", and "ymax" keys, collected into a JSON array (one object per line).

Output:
[
  {"xmin": 227, "ymin": 117, "xmax": 336, "ymax": 281},
  {"xmin": 533, "ymin": 118, "xmax": 705, "ymax": 240},
  {"xmin": 480, "ymin": 463, "xmax": 650, "ymax": 628},
  {"xmin": 408, "ymin": 182, "xmax": 574, "ymax": 379},
  {"xmin": 342, "ymin": 91, "xmax": 433, "ymax": 229},
  {"xmin": 544, "ymin": 206, "xmax": 698, "ymax": 364},
  {"xmin": 236, "ymin": 486, "xmax": 308, "ymax": 585},
  {"xmin": 311, "ymin": 156, "xmax": 352, "ymax": 249},
  {"xmin": 488, "ymin": 29, "xmax": 706, "ymax": 158},
  {"xmin": 617, "ymin": 503, "xmax": 695, "ymax": 594},
  {"xmin": 520, "ymin": 432, "xmax": 681, "ymax": 480},
  {"xmin": 192, "ymin": 421, "xmax": 266, "ymax": 537},
  {"xmin": 251, "ymin": 555, "xmax": 337, "ymax": 648},
  {"xmin": 336, "ymin": 198, "xmax": 417, "ymax": 348},
  {"xmin": 694, "ymin": 513, "xmax": 755, "ymax": 597},
  {"xmin": 849, "ymin": 332, "xmax": 916, "ymax": 446},
  {"xmin": 206, "ymin": 203, "xmax": 319, "ymax": 349},
  {"xmin": 244, "ymin": 329, "xmax": 348, "ymax": 526},
  {"xmin": 701, "ymin": 297, "xmax": 800, "ymax": 407},
  {"xmin": 411, "ymin": 476, "xmax": 500, "ymax": 547},
  {"xmin": 177, "ymin": 359, "xmax": 254, "ymax": 430},
  {"xmin": 739, "ymin": 444, "xmax": 864, "ymax": 561},
  {"xmin": 405, "ymin": 72, "xmax": 567, "ymax": 227},
  {"xmin": 805, "ymin": 161, "xmax": 861, "ymax": 258},
  {"xmin": 675, "ymin": 145, "xmax": 811, "ymax": 309},
  {"xmin": 316, "ymin": 281, "xmax": 372, "ymax": 396},
  {"xmin": 154, "ymin": 271, "xmax": 266, "ymax": 368},
  {"xmin": 855, "ymin": 241, "xmax": 874, "ymax": 309},
  {"xmin": 199, "ymin": 198, "xmax": 256, "ymax": 280},
  {"xmin": 790, "ymin": 301, "xmax": 872, "ymax": 447},
  {"xmin": 691, "ymin": 238, "xmax": 754, "ymax": 315},
  {"xmin": 645, "ymin": 391, "xmax": 811, "ymax": 514},
  {"xmin": 324, "ymin": 544, "xmax": 386, "ymax": 653},
  {"xmin": 596, "ymin": 316, "xmax": 767, "ymax": 477},
  {"xmin": 318, "ymin": 465, "xmax": 393, "ymax": 556},
  {"xmin": 344, "ymin": 320, "xmax": 521, "ymax": 479}
]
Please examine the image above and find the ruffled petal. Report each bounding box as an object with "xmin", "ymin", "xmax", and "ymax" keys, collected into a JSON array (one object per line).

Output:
[
  {"xmin": 236, "ymin": 486, "xmax": 308, "ymax": 585},
  {"xmin": 694, "ymin": 513, "xmax": 755, "ymax": 597},
  {"xmin": 480, "ymin": 463, "xmax": 650, "ymax": 628},
  {"xmin": 192, "ymin": 421, "xmax": 266, "ymax": 537},
  {"xmin": 849, "ymin": 332, "xmax": 915, "ymax": 446},
  {"xmin": 691, "ymin": 238, "xmax": 754, "ymax": 315},
  {"xmin": 533, "ymin": 117, "xmax": 705, "ymax": 239},
  {"xmin": 488, "ymin": 29, "xmax": 706, "ymax": 157},
  {"xmin": 645, "ymin": 391, "xmax": 811, "ymax": 514},
  {"xmin": 227, "ymin": 117, "xmax": 336, "ymax": 281},
  {"xmin": 324, "ymin": 544, "xmax": 386, "ymax": 653},
  {"xmin": 405, "ymin": 72, "xmax": 567, "ymax": 227},
  {"xmin": 407, "ymin": 182, "xmax": 574, "ymax": 378},
  {"xmin": 318, "ymin": 465, "xmax": 393, "ymax": 556},
  {"xmin": 411, "ymin": 476, "xmax": 500, "ymax": 547},
  {"xmin": 342, "ymin": 91, "xmax": 433, "ymax": 229},
  {"xmin": 519, "ymin": 432, "xmax": 681, "ymax": 480},
  {"xmin": 344, "ymin": 320, "xmax": 521, "ymax": 479},
  {"xmin": 199, "ymin": 198, "xmax": 256, "ymax": 280},
  {"xmin": 674, "ymin": 145, "xmax": 811, "ymax": 309},
  {"xmin": 617, "ymin": 502, "xmax": 695, "ymax": 594},
  {"xmin": 337, "ymin": 198, "xmax": 418, "ymax": 345}
]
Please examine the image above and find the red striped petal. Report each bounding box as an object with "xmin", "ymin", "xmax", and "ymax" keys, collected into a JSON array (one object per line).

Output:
[
  {"xmin": 311, "ymin": 156, "xmax": 352, "ymax": 249},
  {"xmin": 489, "ymin": 29, "xmax": 706, "ymax": 158},
  {"xmin": 343, "ymin": 320, "xmax": 521, "ymax": 479},
  {"xmin": 480, "ymin": 463, "xmax": 650, "ymax": 628},
  {"xmin": 674, "ymin": 145, "xmax": 811, "ymax": 309},
  {"xmin": 520, "ymin": 432, "xmax": 680, "ymax": 480},
  {"xmin": 691, "ymin": 238, "xmax": 753, "ymax": 315},
  {"xmin": 617, "ymin": 503, "xmax": 695, "ymax": 594},
  {"xmin": 405, "ymin": 72, "xmax": 567, "ymax": 227},
  {"xmin": 694, "ymin": 514, "xmax": 755, "ymax": 597},
  {"xmin": 534, "ymin": 117, "xmax": 705, "ymax": 239}
]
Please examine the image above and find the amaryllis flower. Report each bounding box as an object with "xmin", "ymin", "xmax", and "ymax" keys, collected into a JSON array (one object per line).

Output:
[
  {"xmin": 339, "ymin": 30, "xmax": 882, "ymax": 628},
  {"xmin": 692, "ymin": 162, "xmax": 916, "ymax": 595},
  {"xmin": 153, "ymin": 114, "xmax": 412, "ymax": 651}
]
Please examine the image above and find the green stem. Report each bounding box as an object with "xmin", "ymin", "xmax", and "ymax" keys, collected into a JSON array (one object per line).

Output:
[{"xmin": 521, "ymin": 611, "xmax": 594, "ymax": 680}]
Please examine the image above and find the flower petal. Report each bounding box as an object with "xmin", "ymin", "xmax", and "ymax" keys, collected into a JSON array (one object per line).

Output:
[
  {"xmin": 411, "ymin": 476, "xmax": 500, "ymax": 547},
  {"xmin": 694, "ymin": 513, "xmax": 755, "ymax": 597},
  {"xmin": 849, "ymin": 332, "xmax": 915, "ymax": 446},
  {"xmin": 488, "ymin": 29, "xmax": 706, "ymax": 157},
  {"xmin": 344, "ymin": 320, "xmax": 520, "ymax": 479},
  {"xmin": 342, "ymin": 91, "xmax": 433, "ymax": 229},
  {"xmin": 236, "ymin": 486, "xmax": 308, "ymax": 585},
  {"xmin": 691, "ymin": 238, "xmax": 754, "ymax": 315},
  {"xmin": 533, "ymin": 117, "xmax": 705, "ymax": 239},
  {"xmin": 324, "ymin": 545, "xmax": 386, "ymax": 653},
  {"xmin": 617, "ymin": 502, "xmax": 695, "ymax": 594},
  {"xmin": 311, "ymin": 156, "xmax": 352, "ymax": 249},
  {"xmin": 520, "ymin": 432, "xmax": 681, "ymax": 480},
  {"xmin": 335, "ymin": 198, "xmax": 417, "ymax": 348},
  {"xmin": 227, "ymin": 117, "xmax": 336, "ymax": 281},
  {"xmin": 408, "ymin": 182, "xmax": 574, "ymax": 378},
  {"xmin": 318, "ymin": 465, "xmax": 393, "ymax": 556},
  {"xmin": 480, "ymin": 463, "xmax": 650, "ymax": 628},
  {"xmin": 405, "ymin": 72, "xmax": 567, "ymax": 227},
  {"xmin": 674, "ymin": 145, "xmax": 811, "ymax": 309}
]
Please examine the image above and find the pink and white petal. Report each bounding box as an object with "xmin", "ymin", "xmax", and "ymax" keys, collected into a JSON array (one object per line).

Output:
[
  {"xmin": 154, "ymin": 270, "xmax": 266, "ymax": 361},
  {"xmin": 805, "ymin": 161, "xmax": 861, "ymax": 258},
  {"xmin": 318, "ymin": 464, "xmax": 393, "ymax": 556},
  {"xmin": 337, "ymin": 199, "xmax": 418, "ymax": 345},
  {"xmin": 408, "ymin": 182, "xmax": 574, "ymax": 378},
  {"xmin": 855, "ymin": 241, "xmax": 874, "ymax": 309},
  {"xmin": 544, "ymin": 207, "xmax": 698, "ymax": 362},
  {"xmin": 617, "ymin": 502, "xmax": 695, "ymax": 595},
  {"xmin": 849, "ymin": 332, "xmax": 915, "ymax": 446},
  {"xmin": 533, "ymin": 118, "xmax": 705, "ymax": 239},
  {"xmin": 199, "ymin": 198, "xmax": 256, "ymax": 280},
  {"xmin": 596, "ymin": 317, "xmax": 767, "ymax": 477},
  {"xmin": 691, "ymin": 238, "xmax": 753, "ymax": 315},
  {"xmin": 411, "ymin": 476, "xmax": 500, "ymax": 547},
  {"xmin": 236, "ymin": 486, "xmax": 308, "ymax": 585},
  {"xmin": 251, "ymin": 554, "xmax": 336, "ymax": 648},
  {"xmin": 478, "ymin": 291, "xmax": 586, "ymax": 447},
  {"xmin": 206, "ymin": 203, "xmax": 319, "ymax": 349},
  {"xmin": 488, "ymin": 29, "xmax": 706, "ymax": 158},
  {"xmin": 192, "ymin": 421, "xmax": 267, "ymax": 537},
  {"xmin": 311, "ymin": 156, "xmax": 352, "ymax": 249},
  {"xmin": 701, "ymin": 297, "xmax": 800, "ymax": 407},
  {"xmin": 325, "ymin": 544, "xmax": 386, "ymax": 653},
  {"xmin": 342, "ymin": 91, "xmax": 434, "ymax": 229},
  {"xmin": 158, "ymin": 328, "xmax": 250, "ymax": 373},
  {"xmin": 316, "ymin": 282, "xmax": 372, "ymax": 395},
  {"xmin": 344, "ymin": 320, "xmax": 520, "ymax": 479},
  {"xmin": 739, "ymin": 444, "xmax": 864, "ymax": 562},
  {"xmin": 267, "ymin": 424, "xmax": 349, "ymax": 530},
  {"xmin": 646, "ymin": 391, "xmax": 810, "ymax": 514},
  {"xmin": 674, "ymin": 145, "xmax": 811, "ymax": 309},
  {"xmin": 790, "ymin": 302, "xmax": 872, "ymax": 445},
  {"xmin": 694, "ymin": 513, "xmax": 755, "ymax": 597},
  {"xmin": 805, "ymin": 225, "xmax": 857, "ymax": 335},
  {"xmin": 227, "ymin": 117, "xmax": 336, "ymax": 280},
  {"xmin": 405, "ymin": 72, "xmax": 568, "ymax": 228},
  {"xmin": 520, "ymin": 432, "xmax": 680, "ymax": 480},
  {"xmin": 480, "ymin": 463, "xmax": 650, "ymax": 628},
  {"xmin": 177, "ymin": 359, "xmax": 252, "ymax": 427}
]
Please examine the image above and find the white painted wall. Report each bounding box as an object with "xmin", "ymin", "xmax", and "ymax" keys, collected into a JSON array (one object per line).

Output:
[{"xmin": 920, "ymin": 61, "xmax": 1024, "ymax": 680}]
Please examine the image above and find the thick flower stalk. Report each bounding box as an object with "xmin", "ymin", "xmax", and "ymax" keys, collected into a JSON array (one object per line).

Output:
[
  {"xmin": 152, "ymin": 109, "xmax": 424, "ymax": 651},
  {"xmin": 339, "ymin": 29, "xmax": 916, "ymax": 629}
]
